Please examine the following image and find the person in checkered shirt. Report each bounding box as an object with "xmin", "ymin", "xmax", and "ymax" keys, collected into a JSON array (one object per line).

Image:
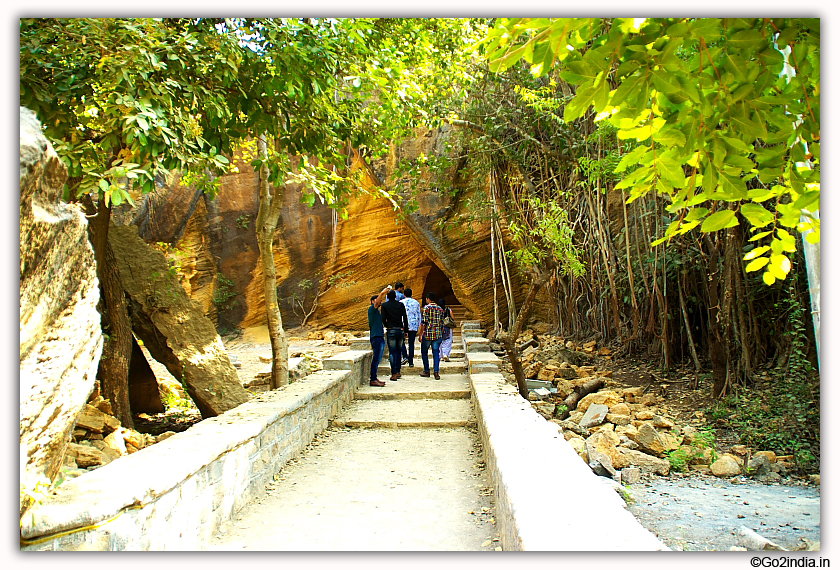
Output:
[{"xmin": 417, "ymin": 291, "xmax": 445, "ymax": 379}]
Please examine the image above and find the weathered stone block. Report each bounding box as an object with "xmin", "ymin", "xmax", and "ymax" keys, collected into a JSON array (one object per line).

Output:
[
  {"xmin": 619, "ymin": 449, "xmax": 670, "ymax": 476},
  {"xmin": 580, "ymin": 403, "xmax": 609, "ymax": 429},
  {"xmin": 621, "ymin": 467, "xmax": 642, "ymax": 485}
]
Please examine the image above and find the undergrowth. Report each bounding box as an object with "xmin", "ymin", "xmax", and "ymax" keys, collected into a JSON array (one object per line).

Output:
[
  {"xmin": 667, "ymin": 429, "xmax": 718, "ymax": 473},
  {"xmin": 706, "ymin": 283, "xmax": 820, "ymax": 472}
]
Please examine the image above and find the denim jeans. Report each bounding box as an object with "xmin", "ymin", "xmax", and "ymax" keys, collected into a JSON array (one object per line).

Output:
[
  {"xmin": 370, "ymin": 336, "xmax": 385, "ymax": 381},
  {"xmin": 420, "ymin": 336, "xmax": 443, "ymax": 374},
  {"xmin": 401, "ymin": 330, "xmax": 417, "ymax": 365},
  {"xmin": 386, "ymin": 329, "xmax": 405, "ymax": 375}
]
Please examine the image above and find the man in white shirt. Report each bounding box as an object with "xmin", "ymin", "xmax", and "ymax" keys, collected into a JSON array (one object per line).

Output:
[{"xmin": 399, "ymin": 287, "xmax": 422, "ymax": 367}]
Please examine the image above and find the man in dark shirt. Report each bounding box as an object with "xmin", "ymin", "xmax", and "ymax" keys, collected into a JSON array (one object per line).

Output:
[
  {"xmin": 380, "ymin": 289, "xmax": 410, "ymax": 381},
  {"xmin": 368, "ymin": 286, "xmax": 390, "ymax": 387}
]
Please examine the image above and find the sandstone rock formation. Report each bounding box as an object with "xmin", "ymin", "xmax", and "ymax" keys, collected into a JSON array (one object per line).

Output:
[
  {"xmin": 19, "ymin": 107, "xmax": 103, "ymax": 516},
  {"xmin": 108, "ymin": 223, "xmax": 249, "ymax": 418},
  {"xmin": 124, "ymin": 126, "xmax": 537, "ymax": 333}
]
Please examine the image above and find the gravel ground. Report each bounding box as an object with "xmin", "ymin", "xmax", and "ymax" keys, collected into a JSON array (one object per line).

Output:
[{"xmin": 627, "ymin": 475, "xmax": 820, "ymax": 551}]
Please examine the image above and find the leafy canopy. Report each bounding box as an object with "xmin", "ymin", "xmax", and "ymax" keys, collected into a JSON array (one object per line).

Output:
[
  {"xmin": 20, "ymin": 18, "xmax": 483, "ymax": 215},
  {"xmin": 484, "ymin": 17, "xmax": 819, "ymax": 285},
  {"xmin": 20, "ymin": 18, "xmax": 246, "ymax": 205}
]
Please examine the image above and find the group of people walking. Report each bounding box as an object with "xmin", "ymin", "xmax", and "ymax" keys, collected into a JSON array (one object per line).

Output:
[{"xmin": 367, "ymin": 282, "xmax": 456, "ymax": 387}]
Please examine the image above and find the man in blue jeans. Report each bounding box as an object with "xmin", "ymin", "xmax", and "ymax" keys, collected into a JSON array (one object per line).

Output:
[
  {"xmin": 368, "ymin": 286, "xmax": 390, "ymax": 387},
  {"xmin": 417, "ymin": 291, "xmax": 445, "ymax": 380},
  {"xmin": 380, "ymin": 289, "xmax": 410, "ymax": 381},
  {"xmin": 400, "ymin": 288, "xmax": 422, "ymax": 367}
]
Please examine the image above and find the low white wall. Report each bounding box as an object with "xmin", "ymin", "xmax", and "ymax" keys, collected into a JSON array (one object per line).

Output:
[
  {"xmin": 463, "ymin": 338, "xmax": 667, "ymax": 551},
  {"xmin": 21, "ymin": 352, "xmax": 369, "ymax": 551}
]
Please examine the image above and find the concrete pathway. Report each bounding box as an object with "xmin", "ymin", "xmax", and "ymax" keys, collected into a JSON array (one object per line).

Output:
[{"xmin": 208, "ymin": 337, "xmax": 500, "ymax": 551}]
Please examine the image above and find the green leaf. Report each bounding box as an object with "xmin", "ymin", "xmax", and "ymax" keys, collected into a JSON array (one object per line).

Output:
[
  {"xmin": 491, "ymin": 43, "xmax": 529, "ymax": 72},
  {"xmin": 744, "ymin": 245, "xmax": 770, "ymax": 261},
  {"xmin": 684, "ymin": 208, "xmax": 709, "ymax": 222},
  {"xmin": 651, "ymin": 68, "xmax": 681, "ymax": 94},
  {"xmin": 614, "ymin": 146, "xmax": 651, "ymax": 173},
  {"xmin": 728, "ymin": 29, "xmax": 765, "ymax": 49},
  {"xmin": 655, "ymin": 127, "xmax": 686, "ymax": 147},
  {"xmin": 718, "ymin": 171, "xmax": 748, "ymax": 200},
  {"xmin": 610, "ymin": 73, "xmax": 647, "ymax": 108},
  {"xmin": 740, "ymin": 203, "xmax": 775, "ymax": 227},
  {"xmin": 749, "ymin": 230, "xmax": 773, "ymax": 242},
  {"xmin": 564, "ymin": 84, "xmax": 596, "ymax": 122},
  {"xmin": 657, "ymin": 152, "xmax": 686, "ymax": 188},
  {"xmin": 745, "ymin": 257, "xmax": 769, "ymax": 272},
  {"xmin": 701, "ymin": 210, "xmax": 738, "ymax": 232}
]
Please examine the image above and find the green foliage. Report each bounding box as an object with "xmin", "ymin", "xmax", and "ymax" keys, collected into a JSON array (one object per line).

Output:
[
  {"xmin": 20, "ymin": 18, "xmax": 246, "ymax": 201},
  {"xmin": 484, "ymin": 18, "xmax": 820, "ymax": 285},
  {"xmin": 160, "ymin": 389, "xmax": 195, "ymax": 411},
  {"xmin": 666, "ymin": 428, "xmax": 717, "ymax": 472},
  {"xmin": 212, "ymin": 272, "xmax": 237, "ymax": 310},
  {"xmin": 705, "ymin": 283, "xmax": 818, "ymax": 470},
  {"xmin": 235, "ymin": 215, "xmax": 250, "ymax": 230},
  {"xmin": 507, "ymin": 197, "xmax": 585, "ymax": 278},
  {"xmin": 666, "ymin": 447, "xmax": 693, "ymax": 472},
  {"xmin": 21, "ymin": 18, "xmax": 483, "ymax": 217}
]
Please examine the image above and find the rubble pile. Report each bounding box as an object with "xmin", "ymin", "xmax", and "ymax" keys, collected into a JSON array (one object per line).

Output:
[
  {"xmin": 63, "ymin": 396, "xmax": 176, "ymax": 480},
  {"xmin": 497, "ymin": 334, "xmax": 794, "ymax": 485}
]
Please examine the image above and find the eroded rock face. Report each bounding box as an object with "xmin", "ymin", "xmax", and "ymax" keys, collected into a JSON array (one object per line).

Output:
[
  {"xmin": 108, "ymin": 223, "xmax": 249, "ymax": 418},
  {"xmin": 127, "ymin": 127, "xmax": 537, "ymax": 332},
  {"xmin": 19, "ymin": 107, "xmax": 103, "ymax": 516}
]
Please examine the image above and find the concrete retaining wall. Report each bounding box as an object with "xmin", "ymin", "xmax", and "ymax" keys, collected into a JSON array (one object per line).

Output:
[
  {"xmin": 463, "ymin": 337, "xmax": 667, "ymax": 551},
  {"xmin": 21, "ymin": 352, "xmax": 369, "ymax": 551}
]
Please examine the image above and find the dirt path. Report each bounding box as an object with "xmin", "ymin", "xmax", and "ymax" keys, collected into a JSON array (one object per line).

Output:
[{"xmin": 208, "ymin": 336, "xmax": 500, "ymax": 551}]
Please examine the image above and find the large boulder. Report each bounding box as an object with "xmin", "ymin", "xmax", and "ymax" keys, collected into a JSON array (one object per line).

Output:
[
  {"xmin": 19, "ymin": 107, "xmax": 103, "ymax": 516},
  {"xmin": 577, "ymin": 390, "xmax": 622, "ymax": 414},
  {"xmin": 619, "ymin": 449, "xmax": 671, "ymax": 476},
  {"xmin": 108, "ymin": 224, "xmax": 249, "ymax": 417},
  {"xmin": 711, "ymin": 454, "xmax": 743, "ymax": 478}
]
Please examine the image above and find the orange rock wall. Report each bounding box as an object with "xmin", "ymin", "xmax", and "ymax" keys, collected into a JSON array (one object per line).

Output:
[{"xmin": 130, "ymin": 128, "xmax": 539, "ymax": 332}]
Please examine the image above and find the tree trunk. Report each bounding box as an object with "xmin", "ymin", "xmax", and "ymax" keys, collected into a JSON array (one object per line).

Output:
[
  {"xmin": 556, "ymin": 376, "xmax": 606, "ymax": 420},
  {"xmin": 255, "ymin": 135, "xmax": 289, "ymax": 390},
  {"xmin": 703, "ymin": 234, "xmax": 729, "ymax": 399},
  {"xmin": 502, "ymin": 271, "xmax": 550, "ymax": 399},
  {"xmin": 82, "ymin": 195, "xmax": 134, "ymax": 428}
]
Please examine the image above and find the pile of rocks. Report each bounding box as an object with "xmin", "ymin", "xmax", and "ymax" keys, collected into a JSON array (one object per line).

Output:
[
  {"xmin": 63, "ymin": 396, "xmax": 175, "ymax": 479},
  {"xmin": 506, "ymin": 335, "xmax": 798, "ymax": 485},
  {"xmin": 548, "ymin": 383, "xmax": 680, "ymax": 483},
  {"xmin": 707, "ymin": 446, "xmax": 793, "ymax": 483},
  {"xmin": 245, "ymin": 352, "xmax": 324, "ymax": 392},
  {"xmin": 303, "ymin": 331, "xmax": 358, "ymax": 345}
]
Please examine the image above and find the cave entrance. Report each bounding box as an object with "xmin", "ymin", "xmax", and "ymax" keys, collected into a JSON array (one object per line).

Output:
[{"xmin": 421, "ymin": 263, "xmax": 459, "ymax": 308}]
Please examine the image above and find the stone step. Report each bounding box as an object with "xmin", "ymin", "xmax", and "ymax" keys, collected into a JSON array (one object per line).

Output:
[
  {"xmin": 332, "ymin": 399, "xmax": 474, "ymax": 428},
  {"xmin": 355, "ymin": 375, "xmax": 470, "ymax": 400},
  {"xmin": 378, "ymin": 360, "xmax": 467, "ymax": 374},
  {"xmin": 350, "ymin": 338, "xmax": 464, "ymax": 353}
]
